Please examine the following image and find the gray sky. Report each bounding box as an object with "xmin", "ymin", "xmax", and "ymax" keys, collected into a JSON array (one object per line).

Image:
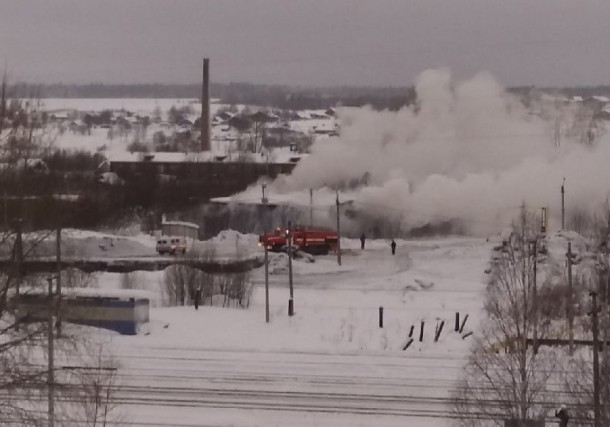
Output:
[{"xmin": 1, "ymin": 0, "xmax": 610, "ymax": 87}]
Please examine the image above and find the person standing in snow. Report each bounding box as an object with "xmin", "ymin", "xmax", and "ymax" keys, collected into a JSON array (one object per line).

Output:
[
  {"xmin": 555, "ymin": 405, "xmax": 569, "ymax": 427},
  {"xmin": 390, "ymin": 239, "xmax": 396, "ymax": 255},
  {"xmin": 194, "ymin": 286, "xmax": 201, "ymax": 310},
  {"xmin": 360, "ymin": 233, "xmax": 366, "ymax": 250}
]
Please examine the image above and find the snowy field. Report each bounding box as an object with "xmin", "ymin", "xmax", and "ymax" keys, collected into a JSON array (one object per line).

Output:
[{"xmin": 69, "ymin": 231, "xmax": 497, "ymax": 427}]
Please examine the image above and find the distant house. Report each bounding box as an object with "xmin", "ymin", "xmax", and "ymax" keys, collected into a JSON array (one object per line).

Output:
[
  {"xmin": 50, "ymin": 113, "xmax": 70, "ymax": 123},
  {"xmin": 290, "ymin": 112, "xmax": 309, "ymax": 121},
  {"xmin": 249, "ymin": 111, "xmax": 279, "ymax": 124},
  {"xmin": 0, "ymin": 158, "xmax": 49, "ymax": 173},
  {"xmin": 263, "ymin": 127, "xmax": 304, "ymax": 147},
  {"xmin": 582, "ymin": 96, "xmax": 608, "ymax": 112},
  {"xmin": 177, "ymin": 118, "xmax": 193, "ymax": 127},
  {"xmin": 227, "ymin": 115, "xmax": 252, "ymax": 132},
  {"xmin": 97, "ymin": 171, "xmax": 125, "ymax": 186},
  {"xmin": 596, "ymin": 108, "xmax": 610, "ymax": 121},
  {"xmin": 214, "ymin": 111, "xmax": 234, "ymax": 124},
  {"xmin": 312, "ymin": 121, "xmax": 339, "ymax": 135},
  {"xmin": 69, "ymin": 119, "xmax": 88, "ymax": 134}
]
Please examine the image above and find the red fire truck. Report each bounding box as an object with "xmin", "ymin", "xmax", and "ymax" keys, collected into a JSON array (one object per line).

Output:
[{"xmin": 259, "ymin": 226, "xmax": 338, "ymax": 255}]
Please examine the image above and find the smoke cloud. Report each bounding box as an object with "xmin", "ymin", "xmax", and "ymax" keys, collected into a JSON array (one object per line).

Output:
[{"xmin": 234, "ymin": 68, "xmax": 610, "ymax": 236}]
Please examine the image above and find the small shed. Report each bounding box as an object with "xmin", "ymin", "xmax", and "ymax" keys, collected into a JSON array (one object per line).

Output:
[
  {"xmin": 161, "ymin": 220, "xmax": 199, "ymax": 240},
  {"xmin": 16, "ymin": 288, "xmax": 151, "ymax": 335}
]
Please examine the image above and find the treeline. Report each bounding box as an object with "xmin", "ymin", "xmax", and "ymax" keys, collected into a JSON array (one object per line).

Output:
[
  {"xmin": 10, "ymin": 81, "xmax": 610, "ymax": 111},
  {"xmin": 14, "ymin": 82, "xmax": 417, "ymax": 111}
]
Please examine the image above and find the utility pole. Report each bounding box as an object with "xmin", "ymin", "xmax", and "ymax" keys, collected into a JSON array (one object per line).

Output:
[
  {"xmin": 261, "ymin": 183, "xmax": 268, "ymax": 204},
  {"xmin": 15, "ymin": 218, "xmax": 23, "ymax": 331},
  {"xmin": 287, "ymin": 221, "xmax": 294, "ymax": 316},
  {"xmin": 15, "ymin": 218, "xmax": 22, "ymax": 296},
  {"xmin": 335, "ymin": 190, "xmax": 342, "ymax": 266},
  {"xmin": 532, "ymin": 239, "xmax": 538, "ymax": 353},
  {"xmin": 46, "ymin": 276, "xmax": 55, "ymax": 427},
  {"xmin": 309, "ymin": 188, "xmax": 313, "ymax": 227},
  {"xmin": 3, "ymin": 190, "xmax": 7, "ymax": 230},
  {"xmin": 591, "ymin": 291, "xmax": 601, "ymax": 427},
  {"xmin": 561, "ymin": 178, "xmax": 566, "ymax": 231},
  {"xmin": 566, "ymin": 242, "xmax": 574, "ymax": 355},
  {"xmin": 264, "ymin": 237, "xmax": 269, "ymax": 323},
  {"xmin": 56, "ymin": 228, "xmax": 62, "ymax": 335},
  {"xmin": 602, "ymin": 247, "xmax": 610, "ymax": 426}
]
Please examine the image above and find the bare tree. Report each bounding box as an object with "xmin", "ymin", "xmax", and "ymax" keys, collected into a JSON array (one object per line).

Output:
[
  {"xmin": 568, "ymin": 206, "xmax": 593, "ymax": 237},
  {"xmin": 161, "ymin": 246, "xmax": 214, "ymax": 307},
  {"xmin": 160, "ymin": 245, "xmax": 252, "ymax": 308},
  {"xmin": 119, "ymin": 272, "xmax": 143, "ymax": 290},
  {"xmin": 561, "ymin": 208, "xmax": 610, "ymax": 426},
  {"xmin": 62, "ymin": 268, "xmax": 98, "ymax": 289},
  {"xmin": 0, "ymin": 77, "xmax": 57, "ymax": 426},
  {"xmin": 162, "ymin": 263, "xmax": 199, "ymax": 306},
  {"xmin": 52, "ymin": 339, "xmax": 122, "ymax": 427},
  {"xmin": 0, "ymin": 78, "xmax": 121, "ymax": 426},
  {"xmin": 453, "ymin": 207, "xmax": 558, "ymax": 426}
]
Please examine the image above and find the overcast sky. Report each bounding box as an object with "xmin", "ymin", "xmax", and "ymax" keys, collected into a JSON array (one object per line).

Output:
[{"xmin": 1, "ymin": 0, "xmax": 610, "ymax": 87}]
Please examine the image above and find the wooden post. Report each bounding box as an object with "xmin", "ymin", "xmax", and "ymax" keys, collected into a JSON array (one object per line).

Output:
[
  {"xmin": 435, "ymin": 320, "xmax": 445, "ymax": 342},
  {"xmin": 287, "ymin": 222, "xmax": 294, "ymax": 317},
  {"xmin": 561, "ymin": 178, "xmax": 565, "ymax": 230},
  {"xmin": 566, "ymin": 242, "xmax": 574, "ymax": 355},
  {"xmin": 403, "ymin": 338, "xmax": 414, "ymax": 350},
  {"xmin": 591, "ymin": 291, "xmax": 601, "ymax": 427},
  {"xmin": 309, "ymin": 188, "xmax": 313, "ymax": 227},
  {"xmin": 532, "ymin": 240, "xmax": 538, "ymax": 353},
  {"xmin": 56, "ymin": 228, "xmax": 62, "ymax": 335},
  {"xmin": 47, "ymin": 277, "xmax": 55, "ymax": 427},
  {"xmin": 459, "ymin": 314, "xmax": 469, "ymax": 333},
  {"xmin": 335, "ymin": 190, "xmax": 342, "ymax": 266},
  {"xmin": 264, "ymin": 237, "xmax": 269, "ymax": 323},
  {"xmin": 15, "ymin": 219, "xmax": 22, "ymax": 331}
]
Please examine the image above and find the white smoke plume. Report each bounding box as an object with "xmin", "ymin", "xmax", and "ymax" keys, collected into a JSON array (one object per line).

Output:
[{"xmin": 234, "ymin": 68, "xmax": 610, "ymax": 236}]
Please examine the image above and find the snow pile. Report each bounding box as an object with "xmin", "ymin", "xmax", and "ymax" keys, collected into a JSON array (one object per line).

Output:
[
  {"xmin": 191, "ymin": 230, "xmax": 261, "ymax": 259},
  {"xmin": 0, "ymin": 229, "xmax": 157, "ymax": 260},
  {"xmin": 207, "ymin": 229, "xmax": 260, "ymax": 248}
]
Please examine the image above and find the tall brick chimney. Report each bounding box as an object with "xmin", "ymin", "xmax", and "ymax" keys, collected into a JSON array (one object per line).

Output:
[{"xmin": 201, "ymin": 57, "xmax": 210, "ymax": 152}]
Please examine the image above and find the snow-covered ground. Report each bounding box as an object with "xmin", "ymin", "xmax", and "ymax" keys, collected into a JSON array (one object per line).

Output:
[
  {"xmin": 16, "ymin": 225, "xmax": 596, "ymax": 425},
  {"xmin": 75, "ymin": 232, "xmax": 497, "ymax": 426},
  {"xmin": 40, "ymin": 97, "xmax": 338, "ymax": 158}
]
